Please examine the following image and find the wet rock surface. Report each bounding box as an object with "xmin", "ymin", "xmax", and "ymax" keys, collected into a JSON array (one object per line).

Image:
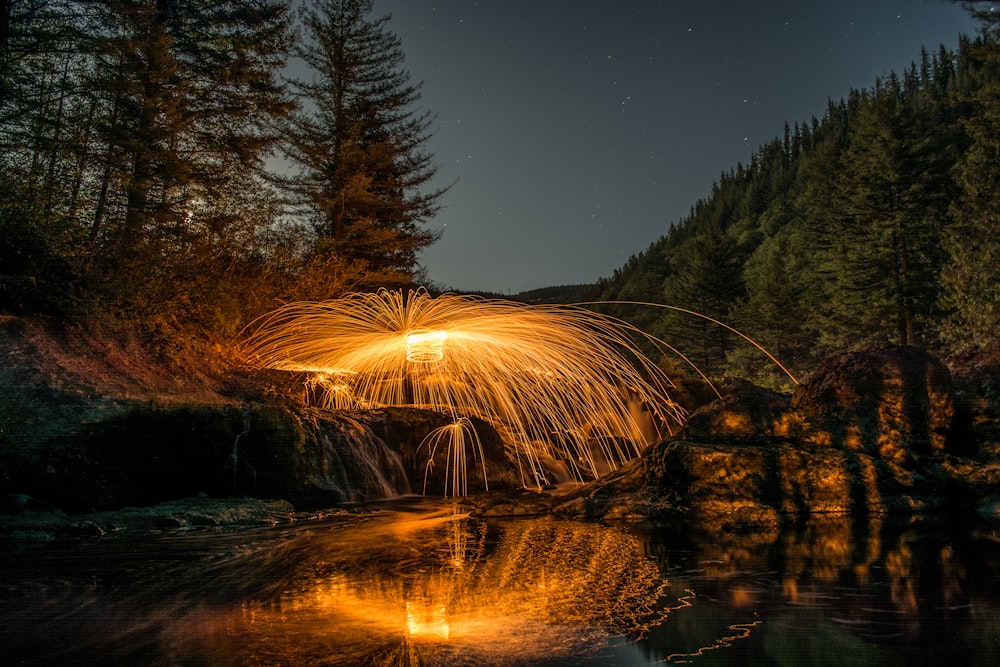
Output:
[
  {"xmin": 0, "ymin": 401, "xmax": 519, "ymax": 514},
  {"xmin": 788, "ymin": 343, "xmax": 959, "ymax": 457},
  {"xmin": 1, "ymin": 495, "xmax": 301, "ymax": 542},
  {"xmin": 557, "ymin": 344, "xmax": 1000, "ymax": 525}
]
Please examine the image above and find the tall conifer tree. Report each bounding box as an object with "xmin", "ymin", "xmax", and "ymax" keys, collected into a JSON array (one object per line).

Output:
[
  {"xmin": 88, "ymin": 1, "xmax": 292, "ymax": 294},
  {"xmin": 280, "ymin": 0, "xmax": 444, "ymax": 295},
  {"xmin": 943, "ymin": 3, "xmax": 1000, "ymax": 351},
  {"xmin": 660, "ymin": 227, "xmax": 744, "ymax": 376}
]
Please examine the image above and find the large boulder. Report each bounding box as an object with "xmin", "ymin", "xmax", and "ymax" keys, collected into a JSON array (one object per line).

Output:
[
  {"xmin": 683, "ymin": 345, "xmax": 959, "ymax": 458},
  {"xmin": 642, "ymin": 439, "xmax": 944, "ymax": 517},
  {"xmin": 564, "ymin": 344, "xmax": 1000, "ymax": 524},
  {"xmin": 683, "ymin": 379, "xmax": 791, "ymax": 442},
  {"xmin": 948, "ymin": 351, "xmax": 1000, "ymax": 460},
  {"xmin": 788, "ymin": 343, "xmax": 958, "ymax": 460},
  {"xmin": 369, "ymin": 407, "xmax": 520, "ymax": 495}
]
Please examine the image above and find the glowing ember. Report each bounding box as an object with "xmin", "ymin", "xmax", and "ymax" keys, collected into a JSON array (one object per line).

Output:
[{"xmin": 243, "ymin": 288, "xmax": 686, "ymax": 489}]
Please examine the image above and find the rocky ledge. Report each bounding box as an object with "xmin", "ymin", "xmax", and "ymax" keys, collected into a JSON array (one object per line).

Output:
[
  {"xmin": 1, "ymin": 495, "xmax": 303, "ymax": 542},
  {"xmin": 555, "ymin": 344, "xmax": 1000, "ymax": 527},
  {"xmin": 3, "ymin": 311, "xmax": 999, "ymax": 537}
]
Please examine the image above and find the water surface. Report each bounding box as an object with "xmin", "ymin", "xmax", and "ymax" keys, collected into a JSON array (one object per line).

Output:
[{"xmin": 2, "ymin": 501, "xmax": 999, "ymax": 665}]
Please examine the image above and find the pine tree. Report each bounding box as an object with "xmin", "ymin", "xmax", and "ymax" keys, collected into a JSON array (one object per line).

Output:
[
  {"xmin": 280, "ymin": 0, "xmax": 444, "ymax": 296},
  {"xmin": 1, "ymin": 1, "xmax": 101, "ymax": 312},
  {"xmin": 943, "ymin": 29, "xmax": 1000, "ymax": 351},
  {"xmin": 797, "ymin": 78, "xmax": 955, "ymax": 350},
  {"xmin": 88, "ymin": 1, "xmax": 292, "ymax": 295},
  {"xmin": 729, "ymin": 212, "xmax": 816, "ymax": 387},
  {"xmin": 659, "ymin": 227, "xmax": 744, "ymax": 376}
]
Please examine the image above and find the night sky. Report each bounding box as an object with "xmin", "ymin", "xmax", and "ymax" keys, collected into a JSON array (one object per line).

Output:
[{"xmin": 370, "ymin": 0, "xmax": 981, "ymax": 295}]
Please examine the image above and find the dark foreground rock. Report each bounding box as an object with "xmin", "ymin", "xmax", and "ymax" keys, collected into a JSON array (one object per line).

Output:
[
  {"xmin": 0, "ymin": 495, "xmax": 300, "ymax": 542},
  {"xmin": 556, "ymin": 344, "xmax": 1000, "ymax": 526},
  {"xmin": 0, "ymin": 401, "xmax": 519, "ymax": 515},
  {"xmin": 1, "ymin": 316, "xmax": 522, "ymax": 515}
]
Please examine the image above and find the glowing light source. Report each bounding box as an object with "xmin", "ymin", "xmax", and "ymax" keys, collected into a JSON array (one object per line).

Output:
[
  {"xmin": 406, "ymin": 601, "xmax": 450, "ymax": 640},
  {"xmin": 243, "ymin": 288, "xmax": 687, "ymax": 489},
  {"xmin": 406, "ymin": 329, "xmax": 448, "ymax": 363}
]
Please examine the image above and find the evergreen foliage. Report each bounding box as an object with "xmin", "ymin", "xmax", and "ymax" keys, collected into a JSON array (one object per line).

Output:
[
  {"xmin": 597, "ymin": 15, "xmax": 1000, "ymax": 384},
  {"xmin": 1, "ymin": 0, "xmax": 997, "ymax": 374},
  {"xmin": 277, "ymin": 0, "xmax": 445, "ymax": 298},
  {"xmin": 942, "ymin": 6, "xmax": 1000, "ymax": 352},
  {"xmin": 1, "ymin": 0, "xmax": 294, "ymax": 325},
  {"xmin": 0, "ymin": 0, "xmax": 443, "ymax": 335}
]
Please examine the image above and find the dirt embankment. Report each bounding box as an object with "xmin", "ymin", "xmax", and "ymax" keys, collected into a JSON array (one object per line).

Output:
[
  {"xmin": 0, "ymin": 314, "xmax": 250, "ymax": 452},
  {"xmin": 0, "ymin": 314, "xmax": 316, "ymax": 538}
]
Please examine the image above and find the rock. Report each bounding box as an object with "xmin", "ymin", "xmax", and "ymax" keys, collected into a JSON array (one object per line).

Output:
[
  {"xmin": 550, "ymin": 457, "xmax": 655, "ymax": 520},
  {"xmin": 680, "ymin": 345, "xmax": 962, "ymax": 460},
  {"xmin": 237, "ymin": 406, "xmax": 412, "ymax": 505},
  {"xmin": 789, "ymin": 343, "xmax": 956, "ymax": 460},
  {"xmin": 0, "ymin": 400, "xmax": 522, "ymax": 512},
  {"xmin": 4, "ymin": 323, "xmax": 997, "ymax": 526},
  {"xmin": 67, "ymin": 520, "xmax": 105, "ymax": 536},
  {"xmin": 579, "ymin": 345, "xmax": 991, "ymax": 525},
  {"xmin": 189, "ymin": 514, "xmax": 221, "ymax": 526},
  {"xmin": 948, "ymin": 351, "xmax": 1000, "ymax": 459},
  {"xmin": 371, "ymin": 407, "xmax": 521, "ymax": 495},
  {"xmin": 0, "ymin": 496, "xmax": 305, "ymax": 542},
  {"xmin": 242, "ymin": 406, "xmax": 519, "ymax": 505},
  {"xmin": 642, "ymin": 439, "xmax": 946, "ymax": 519},
  {"xmin": 683, "ymin": 379, "xmax": 791, "ymax": 442},
  {"xmin": 2, "ymin": 493, "xmax": 66, "ymax": 516}
]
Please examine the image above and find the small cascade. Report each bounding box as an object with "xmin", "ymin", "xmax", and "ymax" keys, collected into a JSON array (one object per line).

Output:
[
  {"xmin": 294, "ymin": 410, "xmax": 412, "ymax": 502},
  {"xmin": 227, "ymin": 404, "xmax": 257, "ymax": 493}
]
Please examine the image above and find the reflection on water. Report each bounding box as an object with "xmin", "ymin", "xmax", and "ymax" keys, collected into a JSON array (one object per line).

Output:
[
  {"xmin": 633, "ymin": 514, "xmax": 1000, "ymax": 666},
  {"xmin": 3, "ymin": 504, "xmax": 1000, "ymax": 666},
  {"xmin": 232, "ymin": 509, "xmax": 673, "ymax": 665}
]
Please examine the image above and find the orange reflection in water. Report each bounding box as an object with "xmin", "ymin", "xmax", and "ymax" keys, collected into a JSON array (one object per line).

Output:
[
  {"xmin": 225, "ymin": 512, "xmax": 677, "ymax": 665},
  {"xmin": 406, "ymin": 600, "xmax": 450, "ymax": 640}
]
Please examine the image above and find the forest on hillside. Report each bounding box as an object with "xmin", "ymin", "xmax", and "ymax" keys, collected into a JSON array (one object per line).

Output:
[
  {"xmin": 595, "ymin": 6, "xmax": 1000, "ymax": 388},
  {"xmin": 2, "ymin": 1, "xmax": 998, "ymax": 389},
  {"xmin": 0, "ymin": 0, "xmax": 443, "ymax": 337}
]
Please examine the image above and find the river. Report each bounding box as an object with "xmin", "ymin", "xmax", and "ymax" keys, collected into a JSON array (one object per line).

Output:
[{"xmin": 2, "ymin": 498, "xmax": 999, "ymax": 666}]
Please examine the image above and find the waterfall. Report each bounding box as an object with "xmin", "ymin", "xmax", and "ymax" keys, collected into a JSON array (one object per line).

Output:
[
  {"xmin": 294, "ymin": 410, "xmax": 412, "ymax": 502},
  {"xmin": 228, "ymin": 404, "xmax": 256, "ymax": 493}
]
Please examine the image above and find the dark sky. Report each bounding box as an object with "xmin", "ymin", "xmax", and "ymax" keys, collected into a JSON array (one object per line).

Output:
[{"xmin": 370, "ymin": 0, "xmax": 980, "ymax": 294}]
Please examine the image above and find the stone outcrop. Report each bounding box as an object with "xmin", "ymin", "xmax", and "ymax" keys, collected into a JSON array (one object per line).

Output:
[
  {"xmin": 1, "ymin": 495, "xmax": 301, "ymax": 541},
  {"xmin": 5, "ymin": 312, "xmax": 1000, "ymax": 528},
  {"xmin": 1, "ymin": 402, "xmax": 518, "ymax": 513},
  {"xmin": 787, "ymin": 343, "xmax": 959, "ymax": 459},
  {"xmin": 558, "ymin": 344, "xmax": 1000, "ymax": 525}
]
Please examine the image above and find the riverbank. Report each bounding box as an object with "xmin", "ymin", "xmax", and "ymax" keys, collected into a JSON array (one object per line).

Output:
[{"xmin": 3, "ymin": 312, "xmax": 1000, "ymax": 534}]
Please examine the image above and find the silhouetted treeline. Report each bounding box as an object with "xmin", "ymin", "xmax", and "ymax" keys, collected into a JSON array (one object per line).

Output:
[
  {"xmin": 511, "ymin": 284, "xmax": 596, "ymax": 304},
  {"xmin": 0, "ymin": 0, "xmax": 442, "ymax": 337},
  {"xmin": 596, "ymin": 24, "xmax": 1000, "ymax": 387}
]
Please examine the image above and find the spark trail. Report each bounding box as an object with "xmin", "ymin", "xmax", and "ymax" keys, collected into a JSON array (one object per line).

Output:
[{"xmin": 243, "ymin": 289, "xmax": 686, "ymax": 489}]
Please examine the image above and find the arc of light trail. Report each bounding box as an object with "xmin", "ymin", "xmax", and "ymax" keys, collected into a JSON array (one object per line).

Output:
[
  {"xmin": 578, "ymin": 300, "xmax": 800, "ymax": 386},
  {"xmin": 559, "ymin": 302, "xmax": 722, "ymax": 400},
  {"xmin": 240, "ymin": 289, "xmax": 688, "ymax": 489}
]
